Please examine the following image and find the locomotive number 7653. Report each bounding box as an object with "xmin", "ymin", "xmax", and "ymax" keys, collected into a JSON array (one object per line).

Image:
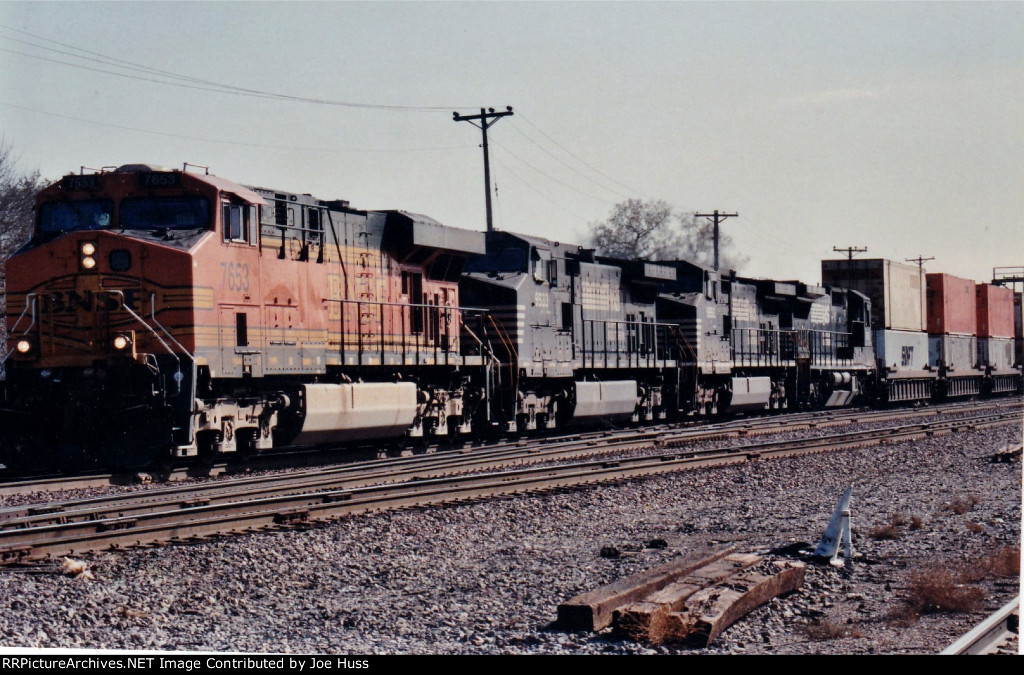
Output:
[{"xmin": 220, "ymin": 262, "xmax": 251, "ymax": 293}]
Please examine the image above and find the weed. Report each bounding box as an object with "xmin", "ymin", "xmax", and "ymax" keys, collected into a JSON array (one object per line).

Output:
[
  {"xmin": 946, "ymin": 495, "xmax": 981, "ymax": 515},
  {"xmin": 868, "ymin": 523, "xmax": 901, "ymax": 541},
  {"xmin": 805, "ymin": 620, "xmax": 864, "ymax": 641},
  {"xmin": 958, "ymin": 546, "xmax": 1020, "ymax": 582},
  {"xmin": 888, "ymin": 512, "xmax": 909, "ymax": 526},
  {"xmin": 903, "ymin": 567, "xmax": 983, "ymax": 615}
]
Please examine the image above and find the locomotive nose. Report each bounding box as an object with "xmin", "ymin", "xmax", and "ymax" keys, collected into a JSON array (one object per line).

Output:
[{"xmin": 23, "ymin": 235, "xmax": 148, "ymax": 364}]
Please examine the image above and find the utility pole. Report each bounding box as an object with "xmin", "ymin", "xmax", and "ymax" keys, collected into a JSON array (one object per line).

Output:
[
  {"xmin": 453, "ymin": 106, "xmax": 513, "ymax": 233},
  {"xmin": 833, "ymin": 246, "xmax": 868, "ymax": 261},
  {"xmin": 904, "ymin": 255, "xmax": 934, "ymax": 272},
  {"xmin": 695, "ymin": 210, "xmax": 738, "ymax": 271}
]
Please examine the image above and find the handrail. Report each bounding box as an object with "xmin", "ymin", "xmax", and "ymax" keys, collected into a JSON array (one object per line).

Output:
[
  {"xmin": 0, "ymin": 294, "xmax": 37, "ymax": 367},
  {"xmin": 103, "ymin": 290, "xmax": 183, "ymax": 389},
  {"xmin": 322, "ymin": 297, "xmax": 489, "ymax": 314}
]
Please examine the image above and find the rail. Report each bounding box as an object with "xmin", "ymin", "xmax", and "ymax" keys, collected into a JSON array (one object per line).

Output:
[
  {"xmin": 940, "ymin": 595, "xmax": 1020, "ymax": 655},
  {"xmin": 1, "ymin": 407, "xmax": 1017, "ymax": 565},
  {"xmin": 2, "ymin": 397, "xmax": 1017, "ymax": 493}
]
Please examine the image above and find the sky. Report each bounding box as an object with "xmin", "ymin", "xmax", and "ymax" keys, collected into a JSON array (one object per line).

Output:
[{"xmin": 1, "ymin": 1, "xmax": 1021, "ymax": 285}]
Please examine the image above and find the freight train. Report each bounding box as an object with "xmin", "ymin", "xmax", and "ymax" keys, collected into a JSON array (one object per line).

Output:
[{"xmin": 1, "ymin": 164, "xmax": 1020, "ymax": 473}]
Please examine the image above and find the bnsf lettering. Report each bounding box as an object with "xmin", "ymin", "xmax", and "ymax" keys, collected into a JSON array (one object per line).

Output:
[{"xmin": 43, "ymin": 290, "xmax": 141, "ymax": 314}]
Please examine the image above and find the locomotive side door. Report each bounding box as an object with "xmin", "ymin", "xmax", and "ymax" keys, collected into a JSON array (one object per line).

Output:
[{"xmin": 218, "ymin": 304, "xmax": 263, "ymax": 377}]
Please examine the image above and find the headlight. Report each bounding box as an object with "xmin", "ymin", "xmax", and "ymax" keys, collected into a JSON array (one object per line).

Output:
[
  {"xmin": 112, "ymin": 334, "xmax": 132, "ymax": 351},
  {"xmin": 79, "ymin": 241, "xmax": 98, "ymax": 271},
  {"xmin": 16, "ymin": 339, "xmax": 32, "ymax": 354}
]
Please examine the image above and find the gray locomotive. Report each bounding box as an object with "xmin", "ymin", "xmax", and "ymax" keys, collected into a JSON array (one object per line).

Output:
[{"xmin": 460, "ymin": 230, "xmax": 876, "ymax": 431}]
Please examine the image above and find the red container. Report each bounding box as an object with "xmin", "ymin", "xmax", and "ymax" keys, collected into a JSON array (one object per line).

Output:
[
  {"xmin": 975, "ymin": 284, "xmax": 1015, "ymax": 338},
  {"xmin": 926, "ymin": 273, "xmax": 976, "ymax": 335}
]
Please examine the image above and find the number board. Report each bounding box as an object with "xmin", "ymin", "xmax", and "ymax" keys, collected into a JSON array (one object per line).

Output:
[
  {"xmin": 137, "ymin": 172, "xmax": 182, "ymax": 188},
  {"xmin": 62, "ymin": 175, "xmax": 102, "ymax": 192}
]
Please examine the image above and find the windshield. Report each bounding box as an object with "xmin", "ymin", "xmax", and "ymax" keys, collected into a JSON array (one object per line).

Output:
[
  {"xmin": 38, "ymin": 200, "xmax": 114, "ymax": 233},
  {"xmin": 120, "ymin": 196, "xmax": 210, "ymax": 230}
]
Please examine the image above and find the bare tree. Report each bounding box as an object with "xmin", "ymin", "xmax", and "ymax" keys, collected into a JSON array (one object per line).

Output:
[
  {"xmin": 589, "ymin": 199, "xmax": 682, "ymax": 260},
  {"xmin": 1, "ymin": 139, "xmax": 47, "ymax": 353},
  {"xmin": 589, "ymin": 198, "xmax": 747, "ymax": 270},
  {"xmin": 0, "ymin": 139, "xmax": 45, "ymax": 260}
]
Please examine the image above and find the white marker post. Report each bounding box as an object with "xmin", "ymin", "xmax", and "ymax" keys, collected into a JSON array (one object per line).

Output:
[{"xmin": 814, "ymin": 487, "xmax": 854, "ymax": 568}]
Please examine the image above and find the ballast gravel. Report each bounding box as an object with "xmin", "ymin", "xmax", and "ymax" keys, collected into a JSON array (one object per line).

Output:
[{"xmin": 0, "ymin": 409, "xmax": 1020, "ymax": 655}]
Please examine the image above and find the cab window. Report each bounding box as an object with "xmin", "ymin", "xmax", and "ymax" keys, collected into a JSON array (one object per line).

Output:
[
  {"xmin": 38, "ymin": 200, "xmax": 114, "ymax": 234},
  {"xmin": 222, "ymin": 202, "xmax": 250, "ymax": 243},
  {"xmin": 121, "ymin": 196, "xmax": 210, "ymax": 230}
]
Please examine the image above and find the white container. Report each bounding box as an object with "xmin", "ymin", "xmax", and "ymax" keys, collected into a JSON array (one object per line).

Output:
[
  {"xmin": 821, "ymin": 259, "xmax": 925, "ymax": 332},
  {"xmin": 929, "ymin": 334, "xmax": 979, "ymax": 372},
  {"xmin": 873, "ymin": 329, "xmax": 929, "ymax": 372}
]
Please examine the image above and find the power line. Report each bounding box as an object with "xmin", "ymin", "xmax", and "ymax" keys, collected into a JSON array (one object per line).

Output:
[
  {"xmin": 733, "ymin": 215, "xmax": 824, "ymax": 257},
  {"xmin": 0, "ymin": 31, "xmax": 229, "ymax": 89},
  {"xmin": 0, "ymin": 25, "xmax": 465, "ymax": 112},
  {"xmin": 507, "ymin": 119, "xmax": 637, "ymax": 201},
  {"xmin": 493, "ymin": 158, "xmax": 592, "ymax": 224},
  {"xmin": 515, "ymin": 112, "xmax": 650, "ymax": 198},
  {"xmin": 0, "ymin": 101, "xmax": 472, "ymax": 154},
  {"xmin": 489, "ymin": 138, "xmax": 616, "ymax": 206}
]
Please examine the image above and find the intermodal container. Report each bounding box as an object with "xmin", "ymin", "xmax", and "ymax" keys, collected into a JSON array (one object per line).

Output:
[
  {"xmin": 874, "ymin": 329, "xmax": 929, "ymax": 372},
  {"xmin": 928, "ymin": 334, "xmax": 978, "ymax": 372},
  {"xmin": 926, "ymin": 273, "xmax": 976, "ymax": 335},
  {"xmin": 1015, "ymin": 292, "xmax": 1023, "ymax": 367},
  {"xmin": 821, "ymin": 259, "xmax": 925, "ymax": 332},
  {"xmin": 977, "ymin": 337, "xmax": 1015, "ymax": 370},
  {"xmin": 975, "ymin": 283, "xmax": 1014, "ymax": 338}
]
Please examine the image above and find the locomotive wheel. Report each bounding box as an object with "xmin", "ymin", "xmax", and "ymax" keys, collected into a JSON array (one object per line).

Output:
[
  {"xmin": 409, "ymin": 435, "xmax": 431, "ymax": 455},
  {"xmin": 196, "ymin": 431, "xmax": 221, "ymax": 467},
  {"xmin": 234, "ymin": 428, "xmax": 258, "ymax": 461}
]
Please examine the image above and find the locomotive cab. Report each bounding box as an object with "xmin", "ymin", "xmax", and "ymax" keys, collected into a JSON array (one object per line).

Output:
[{"xmin": 1, "ymin": 164, "xmax": 266, "ymax": 470}]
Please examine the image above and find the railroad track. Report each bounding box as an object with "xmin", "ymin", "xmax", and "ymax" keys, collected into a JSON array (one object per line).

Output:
[
  {"xmin": 941, "ymin": 596, "xmax": 1020, "ymax": 655},
  {"xmin": 0, "ymin": 407, "xmax": 1017, "ymax": 565},
  {"xmin": 2, "ymin": 397, "xmax": 1018, "ymax": 497},
  {"xmin": 2, "ymin": 403, "xmax": 1018, "ymax": 526}
]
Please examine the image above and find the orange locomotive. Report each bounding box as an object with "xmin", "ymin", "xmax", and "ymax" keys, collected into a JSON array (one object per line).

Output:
[{"xmin": 1, "ymin": 164, "xmax": 488, "ymax": 472}]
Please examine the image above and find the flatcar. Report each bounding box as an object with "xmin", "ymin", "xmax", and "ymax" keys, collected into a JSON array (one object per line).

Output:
[{"xmin": 822, "ymin": 258, "xmax": 1022, "ymax": 403}]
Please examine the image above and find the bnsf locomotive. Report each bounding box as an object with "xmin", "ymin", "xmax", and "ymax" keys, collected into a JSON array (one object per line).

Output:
[{"xmin": 1, "ymin": 164, "xmax": 1019, "ymax": 473}]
